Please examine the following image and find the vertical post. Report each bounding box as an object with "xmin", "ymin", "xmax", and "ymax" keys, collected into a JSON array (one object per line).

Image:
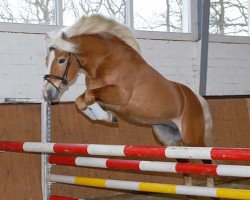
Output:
[
  {"xmin": 198, "ymin": 0, "xmax": 210, "ymax": 96},
  {"xmin": 41, "ymin": 101, "xmax": 52, "ymax": 200},
  {"xmin": 125, "ymin": 0, "xmax": 134, "ymax": 28},
  {"xmin": 248, "ymin": 0, "xmax": 250, "ymax": 36},
  {"xmin": 55, "ymin": 0, "xmax": 63, "ymax": 26},
  {"xmin": 182, "ymin": 0, "xmax": 199, "ymax": 38},
  {"xmin": 182, "ymin": 0, "xmax": 190, "ymax": 33}
]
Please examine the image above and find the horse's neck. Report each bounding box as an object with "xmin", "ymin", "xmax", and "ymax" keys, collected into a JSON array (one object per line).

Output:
[
  {"xmin": 73, "ymin": 35, "xmax": 106, "ymax": 76},
  {"xmin": 75, "ymin": 34, "xmax": 143, "ymax": 77}
]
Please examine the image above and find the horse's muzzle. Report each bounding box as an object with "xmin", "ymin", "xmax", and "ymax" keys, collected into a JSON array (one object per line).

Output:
[{"xmin": 43, "ymin": 82, "xmax": 60, "ymax": 101}]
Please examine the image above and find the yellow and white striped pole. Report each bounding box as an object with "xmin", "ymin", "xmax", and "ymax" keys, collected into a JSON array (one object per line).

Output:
[{"xmin": 48, "ymin": 174, "xmax": 250, "ymax": 200}]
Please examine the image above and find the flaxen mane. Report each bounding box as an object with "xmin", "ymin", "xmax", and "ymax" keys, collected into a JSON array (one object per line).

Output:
[{"xmin": 46, "ymin": 14, "xmax": 140, "ymax": 53}]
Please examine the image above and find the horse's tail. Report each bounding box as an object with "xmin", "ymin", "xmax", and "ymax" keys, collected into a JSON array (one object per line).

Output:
[{"xmin": 196, "ymin": 95, "xmax": 216, "ymax": 147}]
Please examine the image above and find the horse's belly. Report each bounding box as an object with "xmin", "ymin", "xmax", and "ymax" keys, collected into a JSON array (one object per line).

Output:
[
  {"xmin": 98, "ymin": 103, "xmax": 158, "ymax": 124},
  {"xmin": 122, "ymin": 110, "xmax": 175, "ymax": 124},
  {"xmin": 103, "ymin": 102, "xmax": 177, "ymax": 125},
  {"xmin": 99, "ymin": 77, "xmax": 183, "ymax": 125},
  {"xmin": 118, "ymin": 93, "xmax": 182, "ymax": 125}
]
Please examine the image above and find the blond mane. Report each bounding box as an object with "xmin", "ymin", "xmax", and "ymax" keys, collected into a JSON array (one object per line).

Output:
[{"xmin": 47, "ymin": 14, "xmax": 140, "ymax": 53}]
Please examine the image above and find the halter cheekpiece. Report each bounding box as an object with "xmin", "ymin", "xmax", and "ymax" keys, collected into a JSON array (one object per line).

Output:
[{"xmin": 44, "ymin": 47, "xmax": 82, "ymax": 92}]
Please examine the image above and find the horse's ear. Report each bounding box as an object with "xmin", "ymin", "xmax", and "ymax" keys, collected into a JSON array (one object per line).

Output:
[
  {"xmin": 45, "ymin": 33, "xmax": 54, "ymax": 51},
  {"xmin": 45, "ymin": 32, "xmax": 54, "ymax": 41},
  {"xmin": 49, "ymin": 45, "xmax": 56, "ymax": 51},
  {"xmin": 61, "ymin": 32, "xmax": 68, "ymax": 40}
]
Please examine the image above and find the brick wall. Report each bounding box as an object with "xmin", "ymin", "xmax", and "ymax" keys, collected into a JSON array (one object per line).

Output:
[
  {"xmin": 0, "ymin": 33, "xmax": 45, "ymax": 101},
  {"xmin": 139, "ymin": 39, "xmax": 199, "ymax": 93},
  {"xmin": 206, "ymin": 42, "xmax": 250, "ymax": 95},
  {"xmin": 0, "ymin": 32, "xmax": 249, "ymax": 102}
]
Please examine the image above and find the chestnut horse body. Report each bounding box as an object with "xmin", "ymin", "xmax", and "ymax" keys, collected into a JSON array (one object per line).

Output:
[{"xmin": 44, "ymin": 14, "xmax": 214, "ymax": 150}]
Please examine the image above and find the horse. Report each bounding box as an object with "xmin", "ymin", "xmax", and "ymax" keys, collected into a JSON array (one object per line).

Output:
[{"xmin": 43, "ymin": 14, "xmax": 215, "ymax": 187}]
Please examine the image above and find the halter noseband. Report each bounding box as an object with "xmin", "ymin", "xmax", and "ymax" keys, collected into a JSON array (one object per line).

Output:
[{"xmin": 44, "ymin": 52, "xmax": 82, "ymax": 92}]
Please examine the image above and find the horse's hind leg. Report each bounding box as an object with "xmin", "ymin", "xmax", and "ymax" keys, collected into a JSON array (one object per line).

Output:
[
  {"xmin": 152, "ymin": 123, "xmax": 192, "ymax": 186},
  {"xmin": 152, "ymin": 123, "xmax": 182, "ymax": 146}
]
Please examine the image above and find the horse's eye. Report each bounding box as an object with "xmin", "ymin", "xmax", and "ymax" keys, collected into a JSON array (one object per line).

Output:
[{"xmin": 59, "ymin": 58, "xmax": 66, "ymax": 64}]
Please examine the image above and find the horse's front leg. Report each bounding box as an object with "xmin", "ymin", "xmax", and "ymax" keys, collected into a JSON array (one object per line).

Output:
[
  {"xmin": 75, "ymin": 92, "xmax": 97, "ymax": 121},
  {"xmin": 79, "ymin": 84, "xmax": 131, "ymax": 123},
  {"xmin": 75, "ymin": 90, "xmax": 117, "ymax": 123}
]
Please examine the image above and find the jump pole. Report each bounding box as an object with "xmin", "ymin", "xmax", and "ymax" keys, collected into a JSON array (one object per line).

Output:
[
  {"xmin": 48, "ymin": 174, "xmax": 250, "ymax": 200},
  {"xmin": 49, "ymin": 195, "xmax": 82, "ymax": 200},
  {"xmin": 48, "ymin": 155, "xmax": 250, "ymax": 178},
  {"xmin": 1, "ymin": 141, "xmax": 250, "ymax": 161}
]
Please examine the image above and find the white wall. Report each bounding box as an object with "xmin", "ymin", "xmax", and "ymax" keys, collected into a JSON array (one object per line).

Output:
[
  {"xmin": 0, "ymin": 33, "xmax": 45, "ymax": 101},
  {"xmin": 0, "ymin": 32, "xmax": 249, "ymax": 103},
  {"xmin": 139, "ymin": 39, "xmax": 199, "ymax": 92},
  {"xmin": 207, "ymin": 42, "xmax": 250, "ymax": 95}
]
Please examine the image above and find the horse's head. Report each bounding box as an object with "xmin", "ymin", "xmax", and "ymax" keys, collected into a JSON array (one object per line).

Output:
[
  {"xmin": 43, "ymin": 34, "xmax": 80, "ymax": 101},
  {"xmin": 43, "ymin": 14, "xmax": 141, "ymax": 101}
]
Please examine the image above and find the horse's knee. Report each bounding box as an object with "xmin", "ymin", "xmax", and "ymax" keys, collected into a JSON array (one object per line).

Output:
[
  {"xmin": 75, "ymin": 94, "xmax": 117, "ymax": 123},
  {"xmin": 75, "ymin": 96, "xmax": 97, "ymax": 120},
  {"xmin": 75, "ymin": 95, "xmax": 87, "ymax": 111},
  {"xmin": 84, "ymin": 90, "xmax": 96, "ymax": 105}
]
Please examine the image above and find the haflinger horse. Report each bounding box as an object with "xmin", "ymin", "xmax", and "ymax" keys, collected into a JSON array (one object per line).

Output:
[{"xmin": 43, "ymin": 14, "xmax": 215, "ymax": 187}]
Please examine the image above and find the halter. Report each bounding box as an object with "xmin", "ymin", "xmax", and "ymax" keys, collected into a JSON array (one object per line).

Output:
[{"xmin": 44, "ymin": 50, "xmax": 82, "ymax": 92}]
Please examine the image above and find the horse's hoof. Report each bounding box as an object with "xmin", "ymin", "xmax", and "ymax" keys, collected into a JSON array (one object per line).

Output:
[
  {"xmin": 111, "ymin": 115, "xmax": 118, "ymax": 123},
  {"xmin": 107, "ymin": 111, "xmax": 118, "ymax": 123}
]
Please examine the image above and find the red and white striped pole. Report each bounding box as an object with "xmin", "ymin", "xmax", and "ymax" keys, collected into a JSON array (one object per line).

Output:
[
  {"xmin": 1, "ymin": 141, "xmax": 250, "ymax": 161},
  {"xmin": 48, "ymin": 155, "xmax": 250, "ymax": 177},
  {"xmin": 49, "ymin": 195, "xmax": 81, "ymax": 200}
]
